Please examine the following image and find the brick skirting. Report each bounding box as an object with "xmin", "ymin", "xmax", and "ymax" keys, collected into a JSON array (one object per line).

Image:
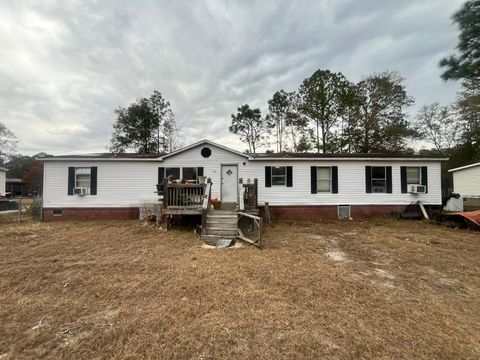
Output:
[
  {"xmin": 258, "ymin": 204, "xmax": 409, "ymax": 221},
  {"xmin": 43, "ymin": 204, "xmax": 410, "ymax": 222},
  {"xmin": 43, "ymin": 207, "xmax": 139, "ymax": 221}
]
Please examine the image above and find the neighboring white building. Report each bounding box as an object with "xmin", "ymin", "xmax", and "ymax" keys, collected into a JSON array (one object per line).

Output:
[
  {"xmin": 0, "ymin": 166, "xmax": 7, "ymax": 196},
  {"xmin": 41, "ymin": 140, "xmax": 447, "ymax": 220},
  {"xmin": 449, "ymin": 162, "xmax": 480, "ymax": 196}
]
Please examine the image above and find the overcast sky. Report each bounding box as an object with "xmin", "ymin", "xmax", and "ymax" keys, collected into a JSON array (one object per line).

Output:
[{"xmin": 0, "ymin": 0, "xmax": 464, "ymax": 155}]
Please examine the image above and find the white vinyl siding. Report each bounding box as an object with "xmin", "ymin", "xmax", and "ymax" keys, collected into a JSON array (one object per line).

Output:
[
  {"xmin": 452, "ymin": 165, "xmax": 480, "ymax": 196},
  {"xmin": 239, "ymin": 161, "xmax": 442, "ymax": 206},
  {"xmin": 43, "ymin": 161, "xmax": 159, "ymax": 208},
  {"xmin": 0, "ymin": 170, "xmax": 6, "ymax": 195},
  {"xmin": 42, "ymin": 142, "xmax": 444, "ymax": 208}
]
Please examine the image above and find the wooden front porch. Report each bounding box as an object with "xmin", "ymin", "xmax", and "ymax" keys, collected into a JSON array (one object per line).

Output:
[
  {"xmin": 157, "ymin": 177, "xmax": 263, "ymax": 246},
  {"xmin": 158, "ymin": 180, "xmax": 210, "ymax": 215}
]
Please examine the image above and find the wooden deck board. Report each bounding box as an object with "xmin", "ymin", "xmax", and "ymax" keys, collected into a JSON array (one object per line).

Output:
[{"xmin": 165, "ymin": 207, "xmax": 202, "ymax": 215}]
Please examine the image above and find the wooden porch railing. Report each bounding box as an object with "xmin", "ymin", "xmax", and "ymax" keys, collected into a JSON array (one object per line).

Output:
[
  {"xmin": 201, "ymin": 181, "xmax": 212, "ymax": 235},
  {"xmin": 163, "ymin": 182, "xmax": 205, "ymax": 208}
]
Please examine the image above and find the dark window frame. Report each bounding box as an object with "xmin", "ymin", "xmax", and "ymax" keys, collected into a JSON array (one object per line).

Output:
[
  {"xmin": 182, "ymin": 167, "xmax": 198, "ymax": 181},
  {"xmin": 371, "ymin": 166, "xmax": 387, "ymax": 193},
  {"xmin": 316, "ymin": 166, "xmax": 332, "ymax": 193},
  {"xmin": 406, "ymin": 166, "xmax": 422, "ymax": 185},
  {"xmin": 165, "ymin": 167, "xmax": 181, "ymax": 180},
  {"xmin": 75, "ymin": 167, "xmax": 91, "ymax": 192},
  {"xmin": 271, "ymin": 166, "xmax": 287, "ymax": 186}
]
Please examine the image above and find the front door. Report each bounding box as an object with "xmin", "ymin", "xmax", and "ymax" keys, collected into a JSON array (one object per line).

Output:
[{"xmin": 221, "ymin": 165, "xmax": 238, "ymax": 203}]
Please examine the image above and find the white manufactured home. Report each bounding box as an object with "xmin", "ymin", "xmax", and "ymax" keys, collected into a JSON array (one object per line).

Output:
[
  {"xmin": 448, "ymin": 162, "xmax": 480, "ymax": 211},
  {"xmin": 449, "ymin": 162, "xmax": 480, "ymax": 197},
  {"xmin": 0, "ymin": 166, "xmax": 7, "ymax": 196},
  {"xmin": 42, "ymin": 140, "xmax": 446, "ymax": 221}
]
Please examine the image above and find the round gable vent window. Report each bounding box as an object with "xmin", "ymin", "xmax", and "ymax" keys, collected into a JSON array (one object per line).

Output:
[{"xmin": 201, "ymin": 147, "xmax": 212, "ymax": 158}]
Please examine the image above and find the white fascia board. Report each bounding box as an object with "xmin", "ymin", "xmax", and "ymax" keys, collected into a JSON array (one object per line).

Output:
[
  {"xmin": 39, "ymin": 158, "xmax": 163, "ymax": 162},
  {"xmin": 160, "ymin": 139, "xmax": 250, "ymax": 160},
  {"xmin": 250, "ymin": 157, "xmax": 448, "ymax": 162},
  {"xmin": 448, "ymin": 162, "xmax": 480, "ymax": 172}
]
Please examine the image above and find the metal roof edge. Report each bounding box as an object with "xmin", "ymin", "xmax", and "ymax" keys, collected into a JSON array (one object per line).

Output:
[
  {"xmin": 448, "ymin": 162, "xmax": 480, "ymax": 172},
  {"xmin": 39, "ymin": 157, "xmax": 163, "ymax": 162},
  {"xmin": 250, "ymin": 157, "xmax": 449, "ymax": 161}
]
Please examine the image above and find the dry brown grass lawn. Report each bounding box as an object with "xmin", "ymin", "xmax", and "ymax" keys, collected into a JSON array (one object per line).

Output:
[{"xmin": 0, "ymin": 218, "xmax": 479, "ymax": 359}]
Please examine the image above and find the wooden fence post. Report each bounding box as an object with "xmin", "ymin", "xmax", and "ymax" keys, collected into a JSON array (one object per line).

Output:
[
  {"xmin": 17, "ymin": 198, "xmax": 22, "ymax": 223},
  {"xmin": 264, "ymin": 201, "xmax": 271, "ymax": 225}
]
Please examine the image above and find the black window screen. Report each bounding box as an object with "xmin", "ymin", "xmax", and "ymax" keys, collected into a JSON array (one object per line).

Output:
[
  {"xmin": 271, "ymin": 166, "xmax": 286, "ymax": 186},
  {"xmin": 371, "ymin": 166, "xmax": 386, "ymax": 193},
  {"xmin": 183, "ymin": 167, "xmax": 197, "ymax": 181},
  {"xmin": 166, "ymin": 167, "xmax": 180, "ymax": 180}
]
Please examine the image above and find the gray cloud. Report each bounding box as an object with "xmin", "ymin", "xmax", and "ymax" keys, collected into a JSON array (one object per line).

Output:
[{"xmin": 0, "ymin": 0, "xmax": 464, "ymax": 155}]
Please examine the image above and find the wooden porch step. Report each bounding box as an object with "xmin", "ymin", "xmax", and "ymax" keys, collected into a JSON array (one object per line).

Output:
[
  {"xmin": 206, "ymin": 228, "xmax": 238, "ymax": 236},
  {"xmin": 209, "ymin": 210, "xmax": 237, "ymax": 215},
  {"xmin": 207, "ymin": 214, "xmax": 237, "ymax": 220},
  {"xmin": 206, "ymin": 224, "xmax": 237, "ymax": 231},
  {"xmin": 207, "ymin": 216, "xmax": 238, "ymax": 222},
  {"xmin": 206, "ymin": 221, "xmax": 238, "ymax": 229}
]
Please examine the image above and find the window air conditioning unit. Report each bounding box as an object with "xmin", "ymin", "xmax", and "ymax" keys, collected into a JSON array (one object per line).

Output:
[
  {"xmin": 74, "ymin": 187, "xmax": 88, "ymax": 196},
  {"xmin": 408, "ymin": 184, "xmax": 426, "ymax": 194}
]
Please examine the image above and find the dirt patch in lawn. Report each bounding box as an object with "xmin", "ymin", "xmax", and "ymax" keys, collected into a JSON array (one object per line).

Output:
[{"xmin": 0, "ymin": 218, "xmax": 479, "ymax": 359}]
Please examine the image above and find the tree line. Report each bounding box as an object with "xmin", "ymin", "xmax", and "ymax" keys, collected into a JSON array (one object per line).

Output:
[
  {"xmin": 230, "ymin": 70, "xmax": 416, "ymax": 155},
  {"xmin": 229, "ymin": 66, "xmax": 478, "ymax": 163},
  {"xmin": 227, "ymin": 0, "xmax": 479, "ymax": 193}
]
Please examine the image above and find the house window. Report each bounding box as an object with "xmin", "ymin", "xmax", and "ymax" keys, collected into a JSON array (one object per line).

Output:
[
  {"xmin": 271, "ymin": 166, "xmax": 286, "ymax": 186},
  {"xmin": 406, "ymin": 167, "xmax": 421, "ymax": 185},
  {"xmin": 316, "ymin": 167, "xmax": 332, "ymax": 193},
  {"xmin": 166, "ymin": 167, "xmax": 180, "ymax": 180},
  {"xmin": 182, "ymin": 167, "xmax": 197, "ymax": 181},
  {"xmin": 75, "ymin": 167, "xmax": 91, "ymax": 189},
  {"xmin": 371, "ymin": 166, "xmax": 386, "ymax": 193}
]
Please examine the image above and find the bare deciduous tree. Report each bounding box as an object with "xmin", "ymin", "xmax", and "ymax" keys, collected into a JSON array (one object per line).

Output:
[{"xmin": 414, "ymin": 103, "xmax": 459, "ymax": 154}]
